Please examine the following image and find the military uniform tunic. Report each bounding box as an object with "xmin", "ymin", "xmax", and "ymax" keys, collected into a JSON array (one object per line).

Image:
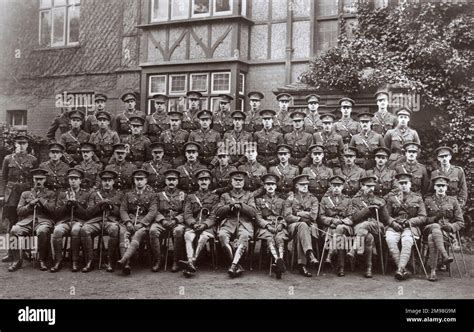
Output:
[
  {"xmin": 114, "ymin": 110, "xmax": 146, "ymax": 138},
  {"xmin": 253, "ymin": 128, "xmax": 283, "ymax": 168},
  {"xmin": 283, "ymin": 130, "xmax": 314, "ymax": 162},
  {"xmin": 184, "ymin": 189, "xmax": 220, "ymax": 233},
  {"xmin": 2, "ymin": 152, "xmax": 38, "ymax": 207},
  {"xmin": 395, "ymin": 162, "xmax": 429, "ymax": 195},
  {"xmin": 303, "ymin": 111, "xmax": 323, "ymax": 134},
  {"xmin": 104, "ymin": 160, "xmax": 138, "ymax": 191},
  {"xmin": 269, "ymin": 163, "xmax": 299, "ymax": 196},
  {"xmin": 334, "ymin": 164, "xmax": 365, "ymax": 197},
  {"xmin": 384, "ymin": 127, "xmax": 420, "ymax": 167},
  {"xmin": 430, "ymin": 166, "xmax": 468, "ymax": 208},
  {"xmin": 349, "ymin": 130, "xmax": 385, "ymax": 169},
  {"xmin": 144, "ymin": 111, "xmax": 170, "ymax": 143},
  {"xmin": 372, "ymin": 110, "xmax": 397, "ymax": 136},
  {"xmin": 238, "ymin": 161, "xmax": 267, "ymax": 192},
  {"xmin": 334, "ymin": 118, "xmax": 361, "ymax": 145},
  {"xmin": 366, "ymin": 166, "xmax": 397, "ymax": 197},
  {"xmin": 159, "ymin": 128, "xmax": 189, "ymax": 166},
  {"xmin": 77, "ymin": 160, "xmax": 103, "ymax": 190},
  {"xmin": 59, "ymin": 129, "xmax": 90, "ymax": 165},
  {"xmin": 176, "ymin": 161, "xmax": 207, "ymax": 193},
  {"xmin": 188, "ymin": 128, "xmax": 221, "ymax": 166},
  {"xmin": 89, "ymin": 128, "xmax": 120, "ymax": 165},
  {"xmin": 141, "ymin": 160, "xmax": 172, "ymax": 192},
  {"xmin": 302, "ymin": 164, "xmax": 334, "ymax": 200},
  {"xmin": 312, "ymin": 131, "xmax": 345, "ymax": 168}
]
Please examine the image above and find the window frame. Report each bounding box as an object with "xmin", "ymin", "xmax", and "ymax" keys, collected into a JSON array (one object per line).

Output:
[
  {"xmin": 191, "ymin": 0, "xmax": 211, "ymax": 18},
  {"xmin": 39, "ymin": 0, "xmax": 81, "ymax": 48},
  {"xmin": 169, "ymin": 74, "xmax": 188, "ymax": 95},
  {"xmin": 7, "ymin": 110, "xmax": 28, "ymax": 129},
  {"xmin": 149, "ymin": 74, "xmax": 168, "ymax": 96},
  {"xmin": 211, "ymin": 72, "xmax": 231, "ymax": 94},
  {"xmin": 213, "ymin": 0, "xmax": 232, "ymax": 16},
  {"xmin": 238, "ymin": 72, "xmax": 245, "ymax": 96},
  {"xmin": 190, "ymin": 73, "xmax": 209, "ymax": 93},
  {"xmin": 66, "ymin": 2, "xmax": 80, "ymax": 45},
  {"xmin": 171, "ymin": 0, "xmax": 190, "ymax": 20}
]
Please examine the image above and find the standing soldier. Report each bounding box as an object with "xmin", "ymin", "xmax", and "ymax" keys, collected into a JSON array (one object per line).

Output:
[
  {"xmin": 84, "ymin": 102, "xmax": 99, "ymax": 135},
  {"xmin": 144, "ymin": 94, "xmax": 170, "ymax": 143},
  {"xmin": 303, "ymin": 94, "xmax": 323, "ymax": 134},
  {"xmin": 312, "ymin": 113, "xmax": 344, "ymax": 168},
  {"xmin": 269, "ymin": 145, "xmax": 299, "ymax": 198},
  {"xmin": 50, "ymin": 168, "xmax": 90, "ymax": 272},
  {"xmin": 114, "ymin": 92, "xmax": 145, "ymax": 139},
  {"xmin": 348, "ymin": 175, "xmax": 389, "ymax": 278},
  {"xmin": 89, "ymin": 110, "xmax": 120, "ymax": 165},
  {"xmin": 429, "ymin": 146, "xmax": 468, "ymax": 208},
  {"xmin": 222, "ymin": 110, "xmax": 253, "ymax": 165},
  {"xmin": 394, "ymin": 143, "xmax": 429, "ymax": 196},
  {"xmin": 238, "ymin": 143, "xmax": 267, "ymax": 193},
  {"xmin": 301, "ymin": 144, "xmax": 334, "ymax": 201},
  {"xmin": 245, "ymin": 91, "xmax": 264, "ymax": 132},
  {"xmin": 8, "ymin": 169, "xmax": 56, "ymax": 272},
  {"xmin": 384, "ymin": 107, "xmax": 421, "ymax": 168},
  {"xmin": 254, "ymin": 174, "xmax": 288, "ymax": 279},
  {"xmin": 283, "ymin": 175, "xmax": 320, "ymax": 277},
  {"xmin": 274, "ymin": 93, "xmax": 293, "ymax": 133},
  {"xmin": 121, "ymin": 116, "xmax": 151, "ymax": 168},
  {"xmin": 77, "ymin": 142, "xmax": 102, "ymax": 190},
  {"xmin": 1, "ymin": 135, "xmax": 37, "ymax": 263},
  {"xmin": 349, "ymin": 112, "xmax": 385, "ymax": 170},
  {"xmin": 283, "ymin": 111, "xmax": 314, "ymax": 166},
  {"xmin": 104, "ymin": 143, "xmax": 138, "ymax": 191},
  {"xmin": 385, "ymin": 173, "xmax": 426, "ymax": 280},
  {"xmin": 183, "ymin": 91, "xmax": 202, "ymax": 131},
  {"xmin": 253, "ymin": 109, "xmax": 283, "ymax": 168},
  {"xmin": 424, "ymin": 176, "xmax": 464, "ymax": 281},
  {"xmin": 142, "ymin": 142, "xmax": 172, "ymax": 192},
  {"xmin": 46, "ymin": 106, "xmax": 71, "ymax": 141},
  {"xmin": 117, "ymin": 170, "xmax": 157, "ymax": 275},
  {"xmin": 188, "ymin": 110, "xmax": 221, "ymax": 167},
  {"xmin": 318, "ymin": 176, "xmax": 354, "ymax": 277},
  {"xmin": 366, "ymin": 147, "xmax": 397, "ymax": 197},
  {"xmin": 215, "ymin": 170, "xmax": 257, "ymax": 278},
  {"xmin": 334, "ymin": 97, "xmax": 361, "ymax": 146},
  {"xmin": 334, "ymin": 147, "xmax": 365, "ymax": 197},
  {"xmin": 88, "ymin": 93, "xmax": 109, "ymax": 133},
  {"xmin": 149, "ymin": 169, "xmax": 187, "ymax": 272},
  {"xmin": 211, "ymin": 150, "xmax": 237, "ymax": 195},
  {"xmin": 59, "ymin": 110, "xmax": 90, "ymax": 166},
  {"xmin": 179, "ymin": 169, "xmax": 220, "ymax": 276},
  {"xmin": 159, "ymin": 111, "xmax": 189, "ymax": 167},
  {"xmin": 39, "ymin": 143, "xmax": 69, "ymax": 194},
  {"xmin": 212, "ymin": 94, "xmax": 234, "ymax": 134},
  {"xmin": 177, "ymin": 142, "xmax": 207, "ymax": 193},
  {"xmin": 81, "ymin": 170, "xmax": 123, "ymax": 272},
  {"xmin": 372, "ymin": 89, "xmax": 397, "ymax": 136}
]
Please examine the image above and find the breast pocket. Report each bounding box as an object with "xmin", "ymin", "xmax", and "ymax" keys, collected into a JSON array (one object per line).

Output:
[{"xmin": 448, "ymin": 179, "xmax": 459, "ymax": 193}]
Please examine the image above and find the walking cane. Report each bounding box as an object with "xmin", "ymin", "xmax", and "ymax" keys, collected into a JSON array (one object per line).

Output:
[
  {"xmin": 406, "ymin": 222, "xmax": 428, "ymax": 279},
  {"xmin": 456, "ymin": 231, "xmax": 469, "ymax": 277},
  {"xmin": 374, "ymin": 208, "xmax": 385, "ymax": 275},
  {"xmin": 446, "ymin": 231, "xmax": 463, "ymax": 279},
  {"xmin": 317, "ymin": 227, "xmax": 330, "ymax": 277},
  {"xmin": 98, "ymin": 210, "xmax": 106, "ymax": 270},
  {"xmin": 32, "ymin": 204, "xmax": 37, "ymax": 268}
]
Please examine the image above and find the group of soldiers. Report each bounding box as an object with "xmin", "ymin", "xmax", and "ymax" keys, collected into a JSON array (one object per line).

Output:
[{"xmin": 1, "ymin": 88, "xmax": 468, "ymax": 282}]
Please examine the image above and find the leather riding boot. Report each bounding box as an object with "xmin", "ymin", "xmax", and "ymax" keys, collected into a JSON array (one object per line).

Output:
[
  {"xmin": 118, "ymin": 240, "xmax": 139, "ymax": 275},
  {"xmin": 428, "ymin": 268, "xmax": 438, "ymax": 282},
  {"xmin": 71, "ymin": 237, "xmax": 81, "ymax": 272},
  {"xmin": 8, "ymin": 250, "xmax": 22, "ymax": 272},
  {"xmin": 364, "ymin": 246, "xmax": 373, "ymax": 278},
  {"xmin": 81, "ymin": 235, "xmax": 94, "ymax": 273},
  {"xmin": 150, "ymin": 236, "xmax": 161, "ymax": 272},
  {"xmin": 337, "ymin": 250, "xmax": 345, "ymax": 277},
  {"xmin": 1, "ymin": 249, "xmax": 13, "ymax": 262},
  {"xmin": 106, "ymin": 237, "xmax": 119, "ymax": 272},
  {"xmin": 50, "ymin": 237, "xmax": 63, "ymax": 273},
  {"xmin": 171, "ymin": 236, "xmax": 184, "ymax": 272}
]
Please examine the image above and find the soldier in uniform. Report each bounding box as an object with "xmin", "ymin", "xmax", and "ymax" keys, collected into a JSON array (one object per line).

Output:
[
  {"xmin": 384, "ymin": 107, "xmax": 421, "ymax": 168},
  {"xmin": 238, "ymin": 143, "xmax": 267, "ymax": 194},
  {"xmin": 89, "ymin": 110, "xmax": 120, "ymax": 165},
  {"xmin": 385, "ymin": 173, "xmax": 426, "ymax": 280},
  {"xmin": 394, "ymin": 143, "xmax": 429, "ymax": 195},
  {"xmin": 424, "ymin": 176, "xmax": 464, "ymax": 281},
  {"xmin": 39, "ymin": 143, "xmax": 69, "ymax": 194},
  {"xmin": 269, "ymin": 144, "xmax": 299, "ymax": 198},
  {"xmin": 366, "ymin": 147, "xmax": 397, "ymax": 197},
  {"xmin": 8, "ymin": 169, "xmax": 56, "ymax": 272},
  {"xmin": 81, "ymin": 170, "xmax": 123, "ymax": 272},
  {"xmin": 429, "ymin": 146, "xmax": 468, "ymax": 208},
  {"xmin": 50, "ymin": 168, "xmax": 91, "ymax": 272},
  {"xmin": 222, "ymin": 110, "xmax": 253, "ymax": 165},
  {"xmin": 372, "ymin": 89, "xmax": 397, "ymax": 136},
  {"xmin": 177, "ymin": 142, "xmax": 207, "ymax": 193},
  {"xmin": 46, "ymin": 106, "xmax": 71, "ymax": 141},
  {"xmin": 334, "ymin": 147, "xmax": 365, "ymax": 197},
  {"xmin": 215, "ymin": 170, "xmax": 257, "ymax": 277},
  {"xmin": 104, "ymin": 143, "xmax": 138, "ymax": 191},
  {"xmin": 283, "ymin": 111, "xmax": 314, "ymax": 166},
  {"xmin": 144, "ymin": 94, "xmax": 170, "ymax": 143},
  {"xmin": 211, "ymin": 150, "xmax": 237, "ymax": 195},
  {"xmin": 159, "ymin": 111, "xmax": 189, "ymax": 167},
  {"xmin": 182, "ymin": 91, "xmax": 202, "ymax": 131},
  {"xmin": 149, "ymin": 169, "xmax": 186, "ymax": 272},
  {"xmin": 349, "ymin": 112, "xmax": 385, "ymax": 170},
  {"xmin": 312, "ymin": 113, "xmax": 344, "ymax": 168},
  {"xmin": 1, "ymin": 135, "xmax": 37, "ymax": 262},
  {"xmin": 318, "ymin": 176, "xmax": 354, "ymax": 276},
  {"xmin": 303, "ymin": 94, "xmax": 323, "ymax": 134},
  {"xmin": 77, "ymin": 142, "xmax": 102, "ymax": 190},
  {"xmin": 245, "ymin": 91, "xmax": 264, "ymax": 132},
  {"xmin": 212, "ymin": 94, "xmax": 234, "ymax": 134},
  {"xmin": 348, "ymin": 175, "xmax": 389, "ymax": 278},
  {"xmin": 188, "ymin": 110, "xmax": 221, "ymax": 167},
  {"xmin": 253, "ymin": 109, "xmax": 283, "ymax": 168},
  {"xmin": 334, "ymin": 97, "xmax": 361, "ymax": 146},
  {"xmin": 302, "ymin": 144, "xmax": 334, "ymax": 201},
  {"xmin": 179, "ymin": 169, "xmax": 220, "ymax": 276},
  {"xmin": 113, "ymin": 92, "xmax": 145, "ymax": 139},
  {"xmin": 84, "ymin": 96, "xmax": 100, "ymax": 134},
  {"xmin": 117, "ymin": 169, "xmax": 157, "ymax": 275},
  {"xmin": 142, "ymin": 142, "xmax": 171, "ymax": 192},
  {"xmin": 283, "ymin": 174, "xmax": 320, "ymax": 277},
  {"xmin": 254, "ymin": 174, "xmax": 289, "ymax": 279},
  {"xmin": 274, "ymin": 93, "xmax": 293, "ymax": 133},
  {"xmin": 59, "ymin": 110, "xmax": 90, "ymax": 166},
  {"xmin": 121, "ymin": 116, "xmax": 151, "ymax": 168}
]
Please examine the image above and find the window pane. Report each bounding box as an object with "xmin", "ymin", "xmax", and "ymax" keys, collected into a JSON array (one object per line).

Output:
[
  {"xmin": 171, "ymin": 0, "xmax": 189, "ymax": 19},
  {"xmin": 152, "ymin": 0, "xmax": 169, "ymax": 21},
  {"xmin": 149, "ymin": 75, "xmax": 167, "ymax": 95},
  {"xmin": 52, "ymin": 7, "xmax": 65, "ymax": 45},
  {"xmin": 317, "ymin": 20, "xmax": 338, "ymax": 52},
  {"xmin": 54, "ymin": 0, "xmax": 67, "ymax": 6},
  {"xmin": 343, "ymin": 0, "xmax": 357, "ymax": 14},
  {"xmin": 170, "ymin": 75, "xmax": 187, "ymax": 93},
  {"xmin": 68, "ymin": 5, "xmax": 80, "ymax": 44},
  {"xmin": 193, "ymin": 0, "xmax": 210, "ymax": 16},
  {"xmin": 212, "ymin": 73, "xmax": 230, "ymax": 93},
  {"xmin": 190, "ymin": 74, "xmax": 208, "ymax": 92},
  {"xmin": 40, "ymin": 0, "xmax": 52, "ymax": 8},
  {"xmin": 215, "ymin": 0, "xmax": 231, "ymax": 13},
  {"xmin": 238, "ymin": 73, "xmax": 245, "ymax": 95},
  {"xmin": 241, "ymin": 0, "xmax": 247, "ymax": 16},
  {"xmin": 40, "ymin": 10, "xmax": 51, "ymax": 46},
  {"xmin": 317, "ymin": 0, "xmax": 339, "ymax": 16}
]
